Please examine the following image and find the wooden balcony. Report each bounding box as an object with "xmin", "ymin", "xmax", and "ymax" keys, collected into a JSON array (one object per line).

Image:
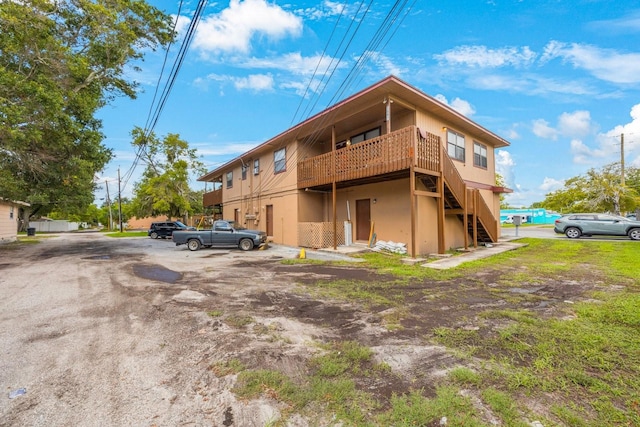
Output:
[
  {"xmin": 203, "ymin": 188, "xmax": 222, "ymax": 207},
  {"xmin": 297, "ymin": 126, "xmax": 441, "ymax": 189}
]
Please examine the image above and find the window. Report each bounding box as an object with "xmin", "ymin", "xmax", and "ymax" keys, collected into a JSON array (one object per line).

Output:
[
  {"xmin": 274, "ymin": 147, "xmax": 286, "ymax": 174},
  {"xmin": 473, "ymin": 142, "xmax": 487, "ymax": 168},
  {"xmin": 241, "ymin": 164, "xmax": 247, "ymax": 180},
  {"xmin": 336, "ymin": 127, "xmax": 381, "ymax": 149},
  {"xmin": 253, "ymin": 159, "xmax": 260, "ymax": 175},
  {"xmin": 9, "ymin": 206, "xmax": 14, "ymax": 219},
  {"xmin": 447, "ymin": 130, "xmax": 465, "ymax": 161},
  {"xmin": 226, "ymin": 171, "xmax": 233, "ymax": 188}
]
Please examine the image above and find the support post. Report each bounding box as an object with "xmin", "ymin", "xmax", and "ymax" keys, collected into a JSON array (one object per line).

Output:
[
  {"xmin": 117, "ymin": 167, "xmax": 123, "ymax": 233},
  {"xmin": 410, "ymin": 164, "xmax": 416, "ymax": 258},
  {"xmin": 332, "ymin": 126, "xmax": 337, "ymax": 250}
]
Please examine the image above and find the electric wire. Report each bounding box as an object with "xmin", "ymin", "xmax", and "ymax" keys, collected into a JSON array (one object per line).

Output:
[
  {"xmin": 249, "ymin": 1, "xmax": 415, "ymax": 197},
  {"xmin": 119, "ymin": 0, "xmax": 208, "ymax": 194}
]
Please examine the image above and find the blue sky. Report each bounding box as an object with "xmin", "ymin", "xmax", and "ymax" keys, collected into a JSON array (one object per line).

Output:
[{"xmin": 95, "ymin": 0, "xmax": 640, "ymax": 208}]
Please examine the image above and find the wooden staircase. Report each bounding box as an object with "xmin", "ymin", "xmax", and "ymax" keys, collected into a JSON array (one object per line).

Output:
[{"xmin": 419, "ymin": 152, "xmax": 498, "ymax": 246}]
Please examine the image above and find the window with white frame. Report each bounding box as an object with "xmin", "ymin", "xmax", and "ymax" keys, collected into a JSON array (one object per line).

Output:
[
  {"xmin": 447, "ymin": 130, "xmax": 465, "ymax": 161},
  {"xmin": 226, "ymin": 171, "xmax": 233, "ymax": 188},
  {"xmin": 9, "ymin": 206, "xmax": 14, "ymax": 219},
  {"xmin": 253, "ymin": 159, "xmax": 260, "ymax": 175},
  {"xmin": 241, "ymin": 164, "xmax": 247, "ymax": 180},
  {"xmin": 473, "ymin": 141, "xmax": 487, "ymax": 169},
  {"xmin": 274, "ymin": 147, "xmax": 286, "ymax": 174}
]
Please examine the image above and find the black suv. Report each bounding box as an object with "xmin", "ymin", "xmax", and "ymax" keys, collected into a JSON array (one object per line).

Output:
[{"xmin": 148, "ymin": 221, "xmax": 195, "ymax": 239}]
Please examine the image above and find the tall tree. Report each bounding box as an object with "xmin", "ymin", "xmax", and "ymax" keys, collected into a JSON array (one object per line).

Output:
[
  {"xmin": 0, "ymin": 0, "xmax": 174, "ymax": 225},
  {"xmin": 129, "ymin": 128, "xmax": 205, "ymax": 221}
]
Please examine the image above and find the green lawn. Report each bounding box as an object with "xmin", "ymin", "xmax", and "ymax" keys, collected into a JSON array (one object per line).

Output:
[{"xmin": 223, "ymin": 239, "xmax": 640, "ymax": 426}]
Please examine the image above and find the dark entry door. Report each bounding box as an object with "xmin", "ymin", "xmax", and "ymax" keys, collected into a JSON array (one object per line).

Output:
[
  {"xmin": 266, "ymin": 205, "xmax": 274, "ymax": 236},
  {"xmin": 356, "ymin": 199, "xmax": 371, "ymax": 241}
]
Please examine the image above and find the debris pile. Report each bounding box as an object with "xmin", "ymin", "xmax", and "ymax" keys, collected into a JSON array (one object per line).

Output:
[{"xmin": 372, "ymin": 240, "xmax": 407, "ymax": 255}]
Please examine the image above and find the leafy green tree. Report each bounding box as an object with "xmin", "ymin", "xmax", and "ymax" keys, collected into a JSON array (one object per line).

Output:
[
  {"xmin": 538, "ymin": 163, "xmax": 639, "ymax": 214},
  {"xmin": 130, "ymin": 128, "xmax": 205, "ymax": 221},
  {"xmin": 0, "ymin": 0, "xmax": 174, "ymax": 227}
]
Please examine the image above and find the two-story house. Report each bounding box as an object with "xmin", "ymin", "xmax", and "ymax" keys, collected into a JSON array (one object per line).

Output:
[{"xmin": 199, "ymin": 76, "xmax": 511, "ymax": 256}]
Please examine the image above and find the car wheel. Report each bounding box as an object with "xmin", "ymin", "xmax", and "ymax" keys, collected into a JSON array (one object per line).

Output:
[
  {"xmin": 628, "ymin": 228, "xmax": 640, "ymax": 241},
  {"xmin": 150, "ymin": 231, "xmax": 158, "ymax": 239},
  {"xmin": 187, "ymin": 239, "xmax": 201, "ymax": 251},
  {"xmin": 238, "ymin": 238, "xmax": 254, "ymax": 251},
  {"xmin": 565, "ymin": 227, "xmax": 581, "ymax": 239}
]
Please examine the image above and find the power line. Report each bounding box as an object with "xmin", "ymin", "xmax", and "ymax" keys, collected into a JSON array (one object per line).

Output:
[{"xmin": 120, "ymin": 0, "xmax": 209, "ymax": 194}]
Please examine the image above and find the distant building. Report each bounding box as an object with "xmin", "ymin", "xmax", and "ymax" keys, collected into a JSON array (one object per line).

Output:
[
  {"xmin": 500, "ymin": 208, "xmax": 561, "ymax": 225},
  {"xmin": 0, "ymin": 198, "xmax": 29, "ymax": 243}
]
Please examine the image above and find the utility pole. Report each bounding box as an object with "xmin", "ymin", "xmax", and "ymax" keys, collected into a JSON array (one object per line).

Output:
[
  {"xmin": 620, "ymin": 133, "xmax": 625, "ymax": 186},
  {"xmin": 117, "ymin": 168, "xmax": 123, "ymax": 233},
  {"xmin": 105, "ymin": 180, "xmax": 113, "ymax": 231}
]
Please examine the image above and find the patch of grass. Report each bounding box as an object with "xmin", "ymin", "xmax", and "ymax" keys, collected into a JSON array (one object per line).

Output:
[
  {"xmin": 207, "ymin": 309, "xmax": 223, "ymax": 317},
  {"xmin": 306, "ymin": 279, "xmax": 400, "ymax": 307},
  {"xmin": 105, "ymin": 231, "xmax": 148, "ymax": 238},
  {"xmin": 224, "ymin": 314, "xmax": 254, "ymax": 328},
  {"xmin": 481, "ymin": 388, "xmax": 530, "ymax": 427},
  {"xmin": 311, "ymin": 341, "xmax": 374, "ymax": 377},
  {"xmin": 381, "ymin": 307, "xmax": 407, "ymax": 331},
  {"xmin": 448, "ymin": 367, "xmax": 481, "ymax": 386},
  {"xmin": 377, "ymin": 387, "xmax": 485, "ymax": 426},
  {"xmin": 436, "ymin": 296, "xmax": 640, "ymax": 426},
  {"xmin": 354, "ymin": 252, "xmax": 461, "ymax": 280},
  {"xmin": 210, "ymin": 358, "xmax": 246, "ymax": 376},
  {"xmin": 233, "ymin": 341, "xmax": 381, "ymax": 425}
]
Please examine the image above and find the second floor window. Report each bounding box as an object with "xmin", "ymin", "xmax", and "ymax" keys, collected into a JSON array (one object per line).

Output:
[
  {"xmin": 474, "ymin": 142, "xmax": 487, "ymax": 169},
  {"xmin": 447, "ymin": 130, "xmax": 465, "ymax": 162},
  {"xmin": 274, "ymin": 147, "xmax": 286, "ymax": 174},
  {"xmin": 226, "ymin": 171, "xmax": 233, "ymax": 188},
  {"xmin": 254, "ymin": 159, "xmax": 260, "ymax": 175},
  {"xmin": 242, "ymin": 164, "xmax": 248, "ymax": 180}
]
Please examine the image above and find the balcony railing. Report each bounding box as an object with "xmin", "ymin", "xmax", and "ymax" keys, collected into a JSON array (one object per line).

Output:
[
  {"xmin": 203, "ymin": 188, "xmax": 222, "ymax": 207},
  {"xmin": 297, "ymin": 126, "xmax": 440, "ymax": 189}
]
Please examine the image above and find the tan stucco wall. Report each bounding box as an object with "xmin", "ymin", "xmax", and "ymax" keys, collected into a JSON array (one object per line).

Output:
[{"xmin": 0, "ymin": 202, "xmax": 18, "ymax": 243}]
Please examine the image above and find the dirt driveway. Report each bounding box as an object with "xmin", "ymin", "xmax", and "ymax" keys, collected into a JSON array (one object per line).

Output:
[{"xmin": 0, "ymin": 233, "xmax": 600, "ymax": 426}]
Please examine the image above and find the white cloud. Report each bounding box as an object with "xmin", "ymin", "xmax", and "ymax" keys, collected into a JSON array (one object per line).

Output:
[
  {"xmin": 541, "ymin": 41, "xmax": 640, "ymax": 84},
  {"xmin": 570, "ymin": 139, "xmax": 607, "ymax": 164},
  {"xmin": 240, "ymin": 52, "xmax": 340, "ymax": 76},
  {"xmin": 495, "ymin": 150, "xmax": 515, "ymax": 187},
  {"xmin": 193, "ymin": 0, "xmax": 302, "ymax": 54},
  {"xmin": 195, "ymin": 73, "xmax": 274, "ymax": 92},
  {"xmin": 587, "ymin": 11, "xmax": 640, "ymax": 35},
  {"xmin": 233, "ymin": 74, "xmax": 274, "ymax": 91},
  {"xmin": 532, "ymin": 119, "xmax": 559, "ymax": 140},
  {"xmin": 434, "ymin": 45, "xmax": 537, "ymax": 68},
  {"xmin": 532, "ymin": 110, "xmax": 594, "ymax": 141},
  {"xmin": 434, "ymin": 94, "xmax": 476, "ymax": 117},
  {"xmin": 558, "ymin": 110, "xmax": 592, "ymax": 138},
  {"xmin": 367, "ymin": 51, "xmax": 405, "ymax": 77},
  {"xmin": 539, "ymin": 177, "xmax": 564, "ymax": 192},
  {"xmin": 297, "ymin": 1, "xmax": 349, "ymax": 20}
]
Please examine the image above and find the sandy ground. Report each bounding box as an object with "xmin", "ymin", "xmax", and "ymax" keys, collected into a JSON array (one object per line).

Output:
[
  {"xmin": 0, "ymin": 231, "xmax": 605, "ymax": 426},
  {"xmin": 0, "ymin": 233, "xmax": 374, "ymax": 426}
]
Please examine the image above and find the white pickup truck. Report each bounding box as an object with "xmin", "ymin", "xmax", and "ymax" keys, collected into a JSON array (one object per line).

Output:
[{"xmin": 172, "ymin": 220, "xmax": 267, "ymax": 251}]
